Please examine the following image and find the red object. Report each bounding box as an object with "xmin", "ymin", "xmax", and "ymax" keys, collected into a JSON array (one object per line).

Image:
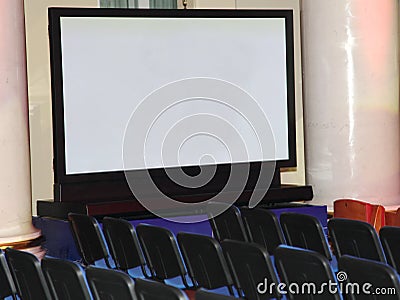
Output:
[
  {"xmin": 333, "ymin": 199, "xmax": 385, "ymax": 231},
  {"xmin": 385, "ymin": 208, "xmax": 400, "ymax": 227}
]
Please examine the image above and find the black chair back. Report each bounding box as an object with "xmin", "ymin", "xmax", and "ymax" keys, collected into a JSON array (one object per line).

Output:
[
  {"xmin": 328, "ymin": 218, "xmax": 386, "ymax": 262},
  {"xmin": 280, "ymin": 213, "xmax": 332, "ymax": 259},
  {"xmin": 68, "ymin": 213, "xmax": 112, "ymax": 267},
  {"xmin": 221, "ymin": 239, "xmax": 280, "ymax": 299},
  {"xmin": 0, "ymin": 249, "xmax": 17, "ymax": 300},
  {"xmin": 196, "ymin": 289, "xmax": 239, "ymax": 299},
  {"xmin": 380, "ymin": 226, "xmax": 400, "ymax": 273},
  {"xmin": 102, "ymin": 217, "xmax": 148, "ymax": 276},
  {"xmin": 86, "ymin": 266, "xmax": 136, "ymax": 300},
  {"xmin": 177, "ymin": 232, "xmax": 235, "ymax": 295},
  {"xmin": 207, "ymin": 203, "xmax": 248, "ymax": 242},
  {"xmin": 240, "ymin": 208, "xmax": 286, "ymax": 255},
  {"xmin": 274, "ymin": 245, "xmax": 342, "ymax": 300},
  {"xmin": 41, "ymin": 256, "xmax": 92, "ymax": 300},
  {"xmin": 5, "ymin": 248, "xmax": 52, "ymax": 300},
  {"xmin": 136, "ymin": 224, "xmax": 192, "ymax": 288},
  {"xmin": 135, "ymin": 278, "xmax": 188, "ymax": 300},
  {"xmin": 339, "ymin": 255, "xmax": 400, "ymax": 300}
]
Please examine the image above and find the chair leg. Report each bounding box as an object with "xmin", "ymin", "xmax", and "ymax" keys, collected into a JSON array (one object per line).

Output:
[
  {"xmin": 181, "ymin": 274, "xmax": 195, "ymax": 289},
  {"xmin": 227, "ymin": 285, "xmax": 235, "ymax": 296},
  {"xmin": 141, "ymin": 265, "xmax": 152, "ymax": 279}
]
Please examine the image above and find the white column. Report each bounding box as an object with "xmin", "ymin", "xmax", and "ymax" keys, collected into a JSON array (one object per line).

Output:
[
  {"xmin": 302, "ymin": 0, "xmax": 400, "ymax": 209},
  {"xmin": 0, "ymin": 0, "xmax": 42, "ymax": 250}
]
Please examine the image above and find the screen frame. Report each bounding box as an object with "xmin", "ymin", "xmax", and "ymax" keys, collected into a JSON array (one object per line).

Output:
[{"xmin": 49, "ymin": 7, "xmax": 296, "ymax": 194}]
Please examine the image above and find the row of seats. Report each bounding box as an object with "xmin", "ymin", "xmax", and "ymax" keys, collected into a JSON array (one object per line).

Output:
[
  {"xmin": 0, "ymin": 247, "xmax": 237, "ymax": 300},
  {"xmin": 69, "ymin": 213, "xmax": 241, "ymax": 295},
  {"xmin": 211, "ymin": 204, "xmax": 400, "ymax": 274},
  {"xmin": 4, "ymin": 235, "xmax": 400, "ymax": 300},
  {"xmin": 66, "ymin": 209, "xmax": 400, "ymax": 300}
]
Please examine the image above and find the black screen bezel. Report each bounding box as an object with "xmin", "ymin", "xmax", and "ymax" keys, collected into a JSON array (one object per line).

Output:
[{"xmin": 49, "ymin": 8, "xmax": 296, "ymax": 197}]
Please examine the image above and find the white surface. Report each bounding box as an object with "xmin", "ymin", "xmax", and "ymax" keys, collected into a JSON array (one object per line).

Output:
[
  {"xmin": 59, "ymin": 16, "xmax": 291, "ymax": 174},
  {"xmin": 302, "ymin": 0, "xmax": 400, "ymax": 208},
  {"xmin": 236, "ymin": 0, "xmax": 305, "ymax": 185}
]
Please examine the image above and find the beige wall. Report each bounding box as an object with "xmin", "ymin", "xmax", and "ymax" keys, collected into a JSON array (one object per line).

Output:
[
  {"xmin": 24, "ymin": 0, "xmax": 98, "ymax": 214},
  {"xmin": 236, "ymin": 0, "xmax": 306, "ymax": 186},
  {"xmin": 25, "ymin": 0, "xmax": 305, "ymax": 214}
]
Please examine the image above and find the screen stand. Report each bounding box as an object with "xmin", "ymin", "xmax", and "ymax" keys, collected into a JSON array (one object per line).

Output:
[{"xmin": 42, "ymin": 165, "xmax": 313, "ymax": 219}]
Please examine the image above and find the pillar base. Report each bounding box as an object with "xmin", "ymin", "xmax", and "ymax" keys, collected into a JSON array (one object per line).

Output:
[{"xmin": 0, "ymin": 231, "xmax": 46, "ymax": 259}]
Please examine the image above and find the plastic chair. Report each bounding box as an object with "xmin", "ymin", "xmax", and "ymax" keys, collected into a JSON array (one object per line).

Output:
[
  {"xmin": 136, "ymin": 224, "xmax": 192, "ymax": 288},
  {"xmin": 280, "ymin": 213, "xmax": 332, "ymax": 259},
  {"xmin": 339, "ymin": 255, "xmax": 400, "ymax": 300},
  {"xmin": 385, "ymin": 208, "xmax": 400, "ymax": 227},
  {"xmin": 5, "ymin": 248, "xmax": 52, "ymax": 300},
  {"xmin": 240, "ymin": 207, "xmax": 286, "ymax": 255},
  {"xmin": 195, "ymin": 289, "xmax": 239, "ymax": 299},
  {"xmin": 135, "ymin": 278, "xmax": 188, "ymax": 300},
  {"xmin": 68, "ymin": 213, "xmax": 113, "ymax": 267},
  {"xmin": 177, "ymin": 232, "xmax": 236, "ymax": 296},
  {"xmin": 274, "ymin": 245, "xmax": 342, "ymax": 300},
  {"xmin": 221, "ymin": 239, "xmax": 280, "ymax": 299},
  {"xmin": 41, "ymin": 256, "xmax": 92, "ymax": 300},
  {"xmin": 207, "ymin": 203, "xmax": 248, "ymax": 242},
  {"xmin": 328, "ymin": 218, "xmax": 386, "ymax": 262},
  {"xmin": 333, "ymin": 199, "xmax": 385, "ymax": 231},
  {"xmin": 0, "ymin": 249, "xmax": 17, "ymax": 300},
  {"xmin": 380, "ymin": 226, "xmax": 400, "ymax": 273},
  {"xmin": 85, "ymin": 266, "xmax": 136, "ymax": 300},
  {"xmin": 102, "ymin": 217, "xmax": 149, "ymax": 277}
]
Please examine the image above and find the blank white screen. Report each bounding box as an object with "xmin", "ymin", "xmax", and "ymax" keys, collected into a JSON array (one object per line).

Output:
[{"xmin": 60, "ymin": 16, "xmax": 289, "ymax": 174}]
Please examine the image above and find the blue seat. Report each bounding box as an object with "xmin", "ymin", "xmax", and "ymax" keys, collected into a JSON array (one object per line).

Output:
[
  {"xmin": 339, "ymin": 255, "xmax": 400, "ymax": 300},
  {"xmin": 85, "ymin": 266, "xmax": 136, "ymax": 299},
  {"xmin": 221, "ymin": 239, "xmax": 280, "ymax": 299},
  {"xmin": 328, "ymin": 218, "xmax": 386, "ymax": 263},
  {"xmin": 135, "ymin": 278, "xmax": 188, "ymax": 300},
  {"xmin": 0, "ymin": 249, "xmax": 17, "ymax": 300},
  {"xmin": 274, "ymin": 245, "xmax": 342, "ymax": 300},
  {"xmin": 68, "ymin": 213, "xmax": 114, "ymax": 268},
  {"xmin": 5, "ymin": 248, "xmax": 53, "ymax": 300},
  {"xmin": 41, "ymin": 256, "xmax": 92, "ymax": 299},
  {"xmin": 102, "ymin": 217, "xmax": 149, "ymax": 278},
  {"xmin": 136, "ymin": 224, "xmax": 193, "ymax": 289},
  {"xmin": 177, "ymin": 232, "xmax": 237, "ymax": 296}
]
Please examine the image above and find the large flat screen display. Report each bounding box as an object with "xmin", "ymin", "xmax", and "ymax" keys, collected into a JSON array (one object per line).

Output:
[{"xmin": 49, "ymin": 8, "xmax": 296, "ymax": 203}]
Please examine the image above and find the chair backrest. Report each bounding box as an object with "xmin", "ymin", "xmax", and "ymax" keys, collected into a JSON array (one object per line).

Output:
[
  {"xmin": 68, "ymin": 213, "xmax": 111, "ymax": 267},
  {"xmin": 240, "ymin": 208, "xmax": 286, "ymax": 255},
  {"xmin": 221, "ymin": 239, "xmax": 280, "ymax": 299},
  {"xmin": 274, "ymin": 245, "xmax": 342, "ymax": 300},
  {"xmin": 207, "ymin": 203, "xmax": 248, "ymax": 242},
  {"xmin": 41, "ymin": 256, "xmax": 92, "ymax": 300},
  {"xmin": 5, "ymin": 248, "xmax": 52, "ymax": 300},
  {"xmin": 86, "ymin": 266, "xmax": 137, "ymax": 300},
  {"xmin": 333, "ymin": 199, "xmax": 385, "ymax": 231},
  {"xmin": 379, "ymin": 226, "xmax": 400, "ymax": 273},
  {"xmin": 0, "ymin": 249, "xmax": 17, "ymax": 299},
  {"xmin": 177, "ymin": 232, "xmax": 235, "ymax": 295},
  {"xmin": 280, "ymin": 213, "xmax": 332, "ymax": 259},
  {"xmin": 339, "ymin": 255, "xmax": 400, "ymax": 300},
  {"xmin": 136, "ymin": 224, "xmax": 191, "ymax": 288},
  {"xmin": 135, "ymin": 278, "xmax": 188, "ymax": 300},
  {"xmin": 328, "ymin": 218, "xmax": 386, "ymax": 262},
  {"xmin": 385, "ymin": 208, "xmax": 400, "ymax": 227},
  {"xmin": 102, "ymin": 217, "xmax": 148, "ymax": 275},
  {"xmin": 195, "ymin": 289, "xmax": 239, "ymax": 300}
]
